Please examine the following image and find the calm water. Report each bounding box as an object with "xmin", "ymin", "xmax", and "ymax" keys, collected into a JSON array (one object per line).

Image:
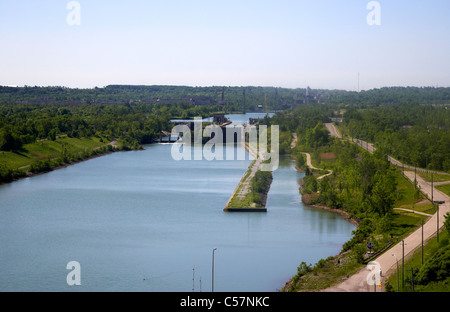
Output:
[{"xmin": 0, "ymin": 114, "xmax": 355, "ymax": 292}]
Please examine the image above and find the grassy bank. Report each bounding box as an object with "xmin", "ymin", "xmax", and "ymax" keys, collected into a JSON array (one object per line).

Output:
[
  {"xmin": 437, "ymin": 184, "xmax": 450, "ymax": 197},
  {"xmin": 0, "ymin": 136, "xmax": 123, "ymax": 184}
]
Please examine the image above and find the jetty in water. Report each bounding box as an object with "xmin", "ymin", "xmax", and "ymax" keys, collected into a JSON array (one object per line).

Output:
[{"xmin": 224, "ymin": 143, "xmax": 271, "ymax": 213}]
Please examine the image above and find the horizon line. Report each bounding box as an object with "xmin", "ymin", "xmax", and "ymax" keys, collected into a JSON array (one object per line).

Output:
[{"xmin": 1, "ymin": 83, "xmax": 449, "ymax": 92}]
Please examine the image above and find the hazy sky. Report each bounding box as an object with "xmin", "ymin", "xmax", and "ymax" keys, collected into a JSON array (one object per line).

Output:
[{"xmin": 1, "ymin": 0, "xmax": 449, "ymax": 90}]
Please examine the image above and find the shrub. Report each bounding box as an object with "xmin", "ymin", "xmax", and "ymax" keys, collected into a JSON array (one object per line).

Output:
[
  {"xmin": 415, "ymin": 245, "xmax": 450, "ymax": 285},
  {"xmin": 444, "ymin": 212, "xmax": 450, "ymax": 236}
]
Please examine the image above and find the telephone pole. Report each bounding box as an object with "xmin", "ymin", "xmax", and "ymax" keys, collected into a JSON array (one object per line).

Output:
[{"xmin": 402, "ymin": 240, "xmax": 405, "ymax": 289}]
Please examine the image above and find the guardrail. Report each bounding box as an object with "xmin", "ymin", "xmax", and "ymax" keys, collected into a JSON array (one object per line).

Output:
[{"xmin": 363, "ymin": 240, "xmax": 394, "ymax": 264}]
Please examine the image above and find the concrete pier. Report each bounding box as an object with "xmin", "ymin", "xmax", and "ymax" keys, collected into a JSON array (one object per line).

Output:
[{"xmin": 224, "ymin": 142, "xmax": 270, "ymax": 212}]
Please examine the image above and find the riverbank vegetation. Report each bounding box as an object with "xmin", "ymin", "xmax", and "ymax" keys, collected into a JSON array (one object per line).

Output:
[
  {"xmin": 341, "ymin": 104, "xmax": 450, "ymax": 173},
  {"xmin": 0, "ymin": 99, "xmax": 223, "ymax": 183},
  {"xmin": 277, "ymin": 102, "xmax": 449, "ymax": 292},
  {"xmin": 1, "ymin": 85, "xmax": 449, "ymax": 291},
  {"xmin": 385, "ymin": 220, "xmax": 450, "ymax": 292},
  {"xmin": 225, "ymin": 159, "xmax": 273, "ymax": 210}
]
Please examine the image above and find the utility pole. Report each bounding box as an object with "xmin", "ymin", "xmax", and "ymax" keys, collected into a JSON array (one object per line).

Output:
[
  {"xmin": 421, "ymin": 220, "xmax": 424, "ymax": 265},
  {"xmin": 402, "ymin": 240, "xmax": 405, "ymax": 289},
  {"xmin": 396, "ymin": 257, "xmax": 399, "ymax": 292},
  {"xmin": 414, "ymin": 165, "xmax": 417, "ymax": 187},
  {"xmin": 192, "ymin": 265, "xmax": 195, "ymax": 292},
  {"xmin": 437, "ymin": 204, "xmax": 440, "ymax": 243},
  {"xmin": 431, "ymin": 173, "xmax": 434, "ymax": 203},
  {"xmin": 392, "ymin": 253, "xmax": 399, "ymax": 292},
  {"xmin": 212, "ymin": 248, "xmax": 217, "ymax": 292},
  {"xmin": 432, "ymin": 173, "xmax": 440, "ymax": 243}
]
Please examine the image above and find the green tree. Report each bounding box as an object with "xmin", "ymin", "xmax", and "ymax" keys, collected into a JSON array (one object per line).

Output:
[
  {"xmin": 368, "ymin": 172, "xmax": 397, "ymax": 217},
  {"xmin": 444, "ymin": 212, "xmax": 450, "ymax": 235},
  {"xmin": 0, "ymin": 126, "xmax": 22, "ymax": 152}
]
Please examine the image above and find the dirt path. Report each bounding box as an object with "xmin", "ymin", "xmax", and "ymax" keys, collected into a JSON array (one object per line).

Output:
[
  {"xmin": 301, "ymin": 152, "xmax": 332, "ymax": 180},
  {"xmin": 393, "ymin": 208, "xmax": 433, "ymax": 216},
  {"xmin": 291, "ymin": 132, "xmax": 298, "ymax": 149},
  {"xmin": 236, "ymin": 157, "xmax": 261, "ymax": 199}
]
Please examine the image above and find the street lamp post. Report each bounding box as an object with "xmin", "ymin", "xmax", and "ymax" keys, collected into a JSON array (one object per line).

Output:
[
  {"xmin": 421, "ymin": 220, "xmax": 424, "ymax": 265},
  {"xmin": 392, "ymin": 254, "xmax": 399, "ymax": 292},
  {"xmin": 402, "ymin": 240, "xmax": 405, "ymax": 289},
  {"xmin": 212, "ymin": 248, "xmax": 217, "ymax": 292}
]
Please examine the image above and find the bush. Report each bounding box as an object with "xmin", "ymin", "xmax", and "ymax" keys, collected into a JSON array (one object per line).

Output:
[
  {"xmin": 296, "ymin": 262, "xmax": 312, "ymax": 277},
  {"xmin": 415, "ymin": 244, "xmax": 450, "ymax": 285},
  {"xmin": 30, "ymin": 158, "xmax": 52, "ymax": 173},
  {"xmin": 251, "ymin": 171, "xmax": 272, "ymax": 194},
  {"xmin": 0, "ymin": 162, "xmax": 14, "ymax": 183},
  {"xmin": 444, "ymin": 212, "xmax": 450, "ymax": 235},
  {"xmin": 296, "ymin": 153, "xmax": 305, "ymax": 169}
]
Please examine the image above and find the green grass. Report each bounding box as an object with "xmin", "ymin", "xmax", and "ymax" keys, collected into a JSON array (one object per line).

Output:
[
  {"xmin": 0, "ymin": 137, "xmax": 106, "ymax": 170},
  {"xmin": 436, "ymin": 184, "xmax": 450, "ymax": 197},
  {"xmin": 394, "ymin": 170, "xmax": 426, "ymax": 209},
  {"xmin": 390, "ymin": 212, "xmax": 430, "ymax": 239},
  {"xmin": 285, "ymin": 169, "xmax": 432, "ymax": 292},
  {"xmin": 417, "ymin": 171, "xmax": 450, "ymax": 182},
  {"xmin": 283, "ymin": 254, "xmax": 363, "ymax": 292},
  {"xmin": 226, "ymin": 160, "xmax": 256, "ymax": 209}
]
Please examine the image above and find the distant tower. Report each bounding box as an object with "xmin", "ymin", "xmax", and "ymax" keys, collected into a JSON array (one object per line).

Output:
[
  {"xmin": 358, "ymin": 72, "xmax": 360, "ymax": 93},
  {"xmin": 305, "ymin": 86, "xmax": 311, "ymax": 104},
  {"xmin": 243, "ymin": 88, "xmax": 246, "ymax": 114},
  {"xmin": 221, "ymin": 87, "xmax": 225, "ymax": 102}
]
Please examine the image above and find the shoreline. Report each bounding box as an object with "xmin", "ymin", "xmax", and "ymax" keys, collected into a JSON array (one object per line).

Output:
[
  {"xmin": 280, "ymin": 150, "xmax": 359, "ymax": 291},
  {"xmin": 304, "ymin": 203, "xmax": 359, "ymax": 226},
  {"xmin": 291, "ymin": 151, "xmax": 359, "ymax": 227},
  {"xmin": 0, "ymin": 145, "xmax": 136, "ymax": 186}
]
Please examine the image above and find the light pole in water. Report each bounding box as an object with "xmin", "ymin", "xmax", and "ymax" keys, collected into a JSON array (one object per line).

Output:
[{"xmin": 212, "ymin": 248, "xmax": 217, "ymax": 292}]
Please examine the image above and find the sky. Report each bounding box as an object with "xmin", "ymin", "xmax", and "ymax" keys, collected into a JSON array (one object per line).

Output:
[{"xmin": 1, "ymin": 0, "xmax": 449, "ymax": 90}]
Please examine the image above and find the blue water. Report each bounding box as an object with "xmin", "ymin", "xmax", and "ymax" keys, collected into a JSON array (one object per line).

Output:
[{"xmin": 0, "ymin": 114, "xmax": 355, "ymax": 292}]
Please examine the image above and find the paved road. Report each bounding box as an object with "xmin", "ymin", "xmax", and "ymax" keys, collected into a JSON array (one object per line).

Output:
[
  {"xmin": 322, "ymin": 123, "xmax": 450, "ymax": 292},
  {"xmin": 324, "ymin": 170, "xmax": 449, "ymax": 292},
  {"xmin": 325, "ymin": 123, "xmax": 342, "ymax": 139}
]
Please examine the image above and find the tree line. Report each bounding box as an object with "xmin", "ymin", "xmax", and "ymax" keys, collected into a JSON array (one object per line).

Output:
[
  {"xmin": 343, "ymin": 104, "xmax": 450, "ymax": 172},
  {"xmin": 2, "ymin": 85, "xmax": 449, "ymax": 114},
  {"xmin": 0, "ymin": 102, "xmax": 223, "ymax": 152}
]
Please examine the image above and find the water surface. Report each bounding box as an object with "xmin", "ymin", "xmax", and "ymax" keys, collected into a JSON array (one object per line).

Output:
[{"xmin": 0, "ymin": 114, "xmax": 355, "ymax": 292}]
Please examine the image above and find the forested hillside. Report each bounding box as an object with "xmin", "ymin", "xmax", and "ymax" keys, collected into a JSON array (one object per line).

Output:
[{"xmin": 1, "ymin": 85, "xmax": 449, "ymax": 184}]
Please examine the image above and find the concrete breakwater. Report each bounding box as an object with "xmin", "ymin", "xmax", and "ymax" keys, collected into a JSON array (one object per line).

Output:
[{"xmin": 224, "ymin": 143, "xmax": 271, "ymax": 212}]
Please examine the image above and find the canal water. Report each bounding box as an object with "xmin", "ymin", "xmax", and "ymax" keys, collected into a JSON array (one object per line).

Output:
[{"xmin": 0, "ymin": 114, "xmax": 355, "ymax": 292}]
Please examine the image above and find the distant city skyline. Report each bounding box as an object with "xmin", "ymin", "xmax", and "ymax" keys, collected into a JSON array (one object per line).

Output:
[{"xmin": 1, "ymin": 0, "xmax": 449, "ymax": 91}]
